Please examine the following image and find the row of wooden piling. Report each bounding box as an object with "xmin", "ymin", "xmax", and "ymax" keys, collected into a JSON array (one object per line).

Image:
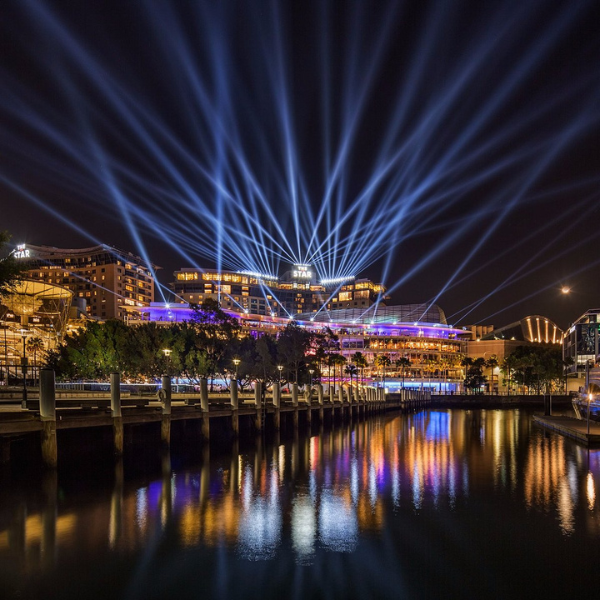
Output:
[{"xmin": 21, "ymin": 369, "xmax": 428, "ymax": 468}]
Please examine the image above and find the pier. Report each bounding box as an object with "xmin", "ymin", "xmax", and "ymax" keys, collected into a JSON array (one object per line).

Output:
[
  {"xmin": 532, "ymin": 414, "xmax": 600, "ymax": 446},
  {"xmin": 0, "ymin": 370, "xmax": 431, "ymax": 467}
]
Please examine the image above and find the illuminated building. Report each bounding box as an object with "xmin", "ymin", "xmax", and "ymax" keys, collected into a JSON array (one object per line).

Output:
[
  {"xmin": 131, "ymin": 299, "xmax": 466, "ymax": 392},
  {"xmin": 172, "ymin": 263, "xmax": 388, "ymax": 317},
  {"xmin": 0, "ymin": 279, "xmax": 73, "ymax": 383},
  {"xmin": 466, "ymin": 315, "xmax": 563, "ymax": 393},
  {"xmin": 13, "ymin": 244, "xmax": 157, "ymax": 320},
  {"xmin": 563, "ymin": 309, "xmax": 600, "ymax": 390}
]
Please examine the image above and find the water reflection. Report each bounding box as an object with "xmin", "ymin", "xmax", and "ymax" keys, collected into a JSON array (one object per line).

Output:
[{"xmin": 2, "ymin": 409, "xmax": 600, "ymax": 574}]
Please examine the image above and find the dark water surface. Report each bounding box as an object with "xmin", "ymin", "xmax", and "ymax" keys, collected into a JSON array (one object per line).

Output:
[{"xmin": 1, "ymin": 409, "xmax": 599, "ymax": 599}]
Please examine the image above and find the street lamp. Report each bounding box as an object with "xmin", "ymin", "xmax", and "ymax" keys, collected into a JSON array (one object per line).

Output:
[
  {"xmin": 162, "ymin": 349, "xmax": 172, "ymax": 383},
  {"xmin": 233, "ymin": 357, "xmax": 240, "ymax": 379},
  {"xmin": 588, "ymin": 393, "xmax": 593, "ymax": 436},
  {"xmin": 277, "ymin": 365, "xmax": 283, "ymax": 385},
  {"xmin": 309, "ymin": 368, "xmax": 314, "ymax": 388}
]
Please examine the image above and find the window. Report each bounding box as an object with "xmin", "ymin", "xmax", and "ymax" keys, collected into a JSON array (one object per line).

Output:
[{"xmin": 177, "ymin": 272, "xmax": 198, "ymax": 281}]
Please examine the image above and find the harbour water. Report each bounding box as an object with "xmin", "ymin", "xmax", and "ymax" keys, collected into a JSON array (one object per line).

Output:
[{"xmin": 1, "ymin": 409, "xmax": 599, "ymax": 599}]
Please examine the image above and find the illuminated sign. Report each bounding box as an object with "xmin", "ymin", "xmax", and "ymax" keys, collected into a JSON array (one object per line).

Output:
[
  {"xmin": 292, "ymin": 265, "xmax": 313, "ymax": 279},
  {"xmin": 13, "ymin": 244, "xmax": 30, "ymax": 259}
]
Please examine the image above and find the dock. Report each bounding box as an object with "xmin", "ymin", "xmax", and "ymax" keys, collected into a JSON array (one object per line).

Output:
[{"xmin": 532, "ymin": 414, "xmax": 600, "ymax": 446}]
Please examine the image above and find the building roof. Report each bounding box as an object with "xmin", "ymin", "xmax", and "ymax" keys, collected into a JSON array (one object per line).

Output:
[
  {"xmin": 481, "ymin": 315, "xmax": 563, "ymax": 344},
  {"xmin": 298, "ymin": 304, "xmax": 448, "ymax": 325},
  {"xmin": 15, "ymin": 243, "xmax": 160, "ymax": 270}
]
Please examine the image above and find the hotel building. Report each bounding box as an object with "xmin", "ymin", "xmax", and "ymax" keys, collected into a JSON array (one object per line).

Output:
[{"xmin": 13, "ymin": 243, "xmax": 157, "ymax": 320}]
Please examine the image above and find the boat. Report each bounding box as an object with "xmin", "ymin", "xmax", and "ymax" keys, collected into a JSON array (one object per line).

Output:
[{"xmin": 572, "ymin": 395, "xmax": 600, "ymax": 422}]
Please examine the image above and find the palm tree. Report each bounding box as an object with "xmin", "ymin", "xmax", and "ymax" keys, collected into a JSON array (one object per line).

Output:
[
  {"xmin": 374, "ymin": 354, "xmax": 391, "ymax": 388},
  {"xmin": 334, "ymin": 354, "xmax": 347, "ymax": 389},
  {"xmin": 328, "ymin": 352, "xmax": 346, "ymax": 395},
  {"xmin": 351, "ymin": 351, "xmax": 368, "ymax": 390},
  {"xmin": 345, "ymin": 364, "xmax": 358, "ymax": 399},
  {"xmin": 26, "ymin": 336, "xmax": 45, "ymax": 386},
  {"xmin": 485, "ymin": 355, "xmax": 499, "ymax": 395},
  {"xmin": 501, "ymin": 353, "xmax": 518, "ymax": 395},
  {"xmin": 395, "ymin": 356, "xmax": 411, "ymax": 390}
]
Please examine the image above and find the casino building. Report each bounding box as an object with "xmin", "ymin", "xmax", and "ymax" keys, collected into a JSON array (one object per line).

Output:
[
  {"xmin": 137, "ymin": 264, "xmax": 467, "ymax": 392},
  {"xmin": 172, "ymin": 263, "xmax": 388, "ymax": 317},
  {"xmin": 13, "ymin": 243, "xmax": 157, "ymax": 320}
]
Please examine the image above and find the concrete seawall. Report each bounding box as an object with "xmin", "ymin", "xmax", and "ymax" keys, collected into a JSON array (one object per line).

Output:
[{"xmin": 429, "ymin": 394, "xmax": 571, "ymax": 409}]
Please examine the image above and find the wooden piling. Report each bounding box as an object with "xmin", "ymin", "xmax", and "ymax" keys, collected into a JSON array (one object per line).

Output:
[
  {"xmin": 161, "ymin": 375, "xmax": 171, "ymax": 446},
  {"xmin": 111, "ymin": 372, "xmax": 123, "ymax": 457},
  {"xmin": 200, "ymin": 378, "xmax": 209, "ymax": 412},
  {"xmin": 273, "ymin": 382, "xmax": 281, "ymax": 430},
  {"xmin": 230, "ymin": 380, "xmax": 239, "ymax": 437},
  {"xmin": 254, "ymin": 382, "xmax": 263, "ymax": 431},
  {"xmin": 39, "ymin": 369, "xmax": 57, "ymax": 469}
]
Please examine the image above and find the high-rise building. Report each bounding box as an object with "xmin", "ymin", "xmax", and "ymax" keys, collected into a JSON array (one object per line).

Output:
[{"xmin": 13, "ymin": 243, "xmax": 157, "ymax": 320}]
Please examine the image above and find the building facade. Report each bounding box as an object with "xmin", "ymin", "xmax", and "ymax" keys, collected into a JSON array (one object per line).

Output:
[
  {"xmin": 563, "ymin": 309, "xmax": 600, "ymax": 391},
  {"xmin": 467, "ymin": 315, "xmax": 564, "ymax": 393},
  {"xmin": 13, "ymin": 243, "xmax": 157, "ymax": 320},
  {"xmin": 131, "ymin": 300, "xmax": 466, "ymax": 392}
]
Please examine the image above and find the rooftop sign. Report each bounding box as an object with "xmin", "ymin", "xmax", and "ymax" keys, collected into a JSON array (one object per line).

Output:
[{"xmin": 13, "ymin": 244, "xmax": 30, "ymax": 259}]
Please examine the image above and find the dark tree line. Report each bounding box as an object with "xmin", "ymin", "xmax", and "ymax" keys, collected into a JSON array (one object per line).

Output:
[
  {"xmin": 45, "ymin": 299, "xmax": 323, "ymax": 388},
  {"xmin": 462, "ymin": 345, "xmax": 571, "ymax": 394}
]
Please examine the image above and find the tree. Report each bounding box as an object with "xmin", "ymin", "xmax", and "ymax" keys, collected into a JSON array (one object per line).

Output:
[
  {"xmin": 277, "ymin": 322, "xmax": 313, "ymax": 384},
  {"xmin": 462, "ymin": 357, "xmax": 487, "ymax": 394},
  {"xmin": 395, "ymin": 356, "xmax": 411, "ymax": 389},
  {"xmin": 351, "ymin": 351, "xmax": 368, "ymax": 388},
  {"xmin": 189, "ymin": 299, "xmax": 241, "ymax": 389},
  {"xmin": 506, "ymin": 345, "xmax": 569, "ymax": 395},
  {"xmin": 501, "ymin": 353, "xmax": 518, "ymax": 395},
  {"xmin": 374, "ymin": 354, "xmax": 391, "ymax": 388},
  {"xmin": 328, "ymin": 352, "xmax": 346, "ymax": 393},
  {"xmin": 0, "ymin": 232, "xmax": 24, "ymax": 298},
  {"xmin": 345, "ymin": 363, "xmax": 358, "ymax": 398},
  {"xmin": 26, "ymin": 336, "xmax": 45, "ymax": 385},
  {"xmin": 255, "ymin": 334, "xmax": 279, "ymax": 388},
  {"xmin": 485, "ymin": 355, "xmax": 499, "ymax": 394}
]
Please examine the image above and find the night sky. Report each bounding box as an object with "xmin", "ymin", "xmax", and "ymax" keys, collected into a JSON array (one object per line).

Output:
[{"xmin": 1, "ymin": 0, "xmax": 599, "ymax": 329}]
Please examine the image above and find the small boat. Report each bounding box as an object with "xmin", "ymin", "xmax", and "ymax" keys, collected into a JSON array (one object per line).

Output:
[{"xmin": 572, "ymin": 395, "xmax": 600, "ymax": 421}]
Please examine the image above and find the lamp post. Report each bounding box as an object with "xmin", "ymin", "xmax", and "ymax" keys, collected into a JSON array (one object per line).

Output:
[
  {"xmin": 162, "ymin": 348, "xmax": 172, "ymax": 380},
  {"xmin": 277, "ymin": 365, "xmax": 283, "ymax": 385},
  {"xmin": 233, "ymin": 357, "xmax": 240, "ymax": 380}
]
